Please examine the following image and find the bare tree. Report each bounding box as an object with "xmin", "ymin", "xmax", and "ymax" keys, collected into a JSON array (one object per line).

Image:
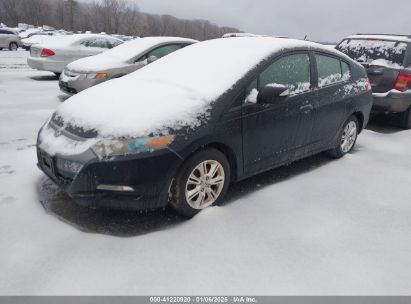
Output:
[{"xmin": 0, "ymin": 0, "xmax": 241, "ymax": 40}]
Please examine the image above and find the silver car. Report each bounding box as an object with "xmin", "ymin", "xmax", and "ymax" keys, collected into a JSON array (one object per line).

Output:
[
  {"xmin": 27, "ymin": 34, "xmax": 123, "ymax": 76},
  {"xmin": 59, "ymin": 36, "xmax": 198, "ymax": 94},
  {"xmin": 0, "ymin": 28, "xmax": 20, "ymax": 51}
]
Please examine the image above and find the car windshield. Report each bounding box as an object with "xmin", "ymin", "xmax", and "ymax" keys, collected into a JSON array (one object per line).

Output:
[{"xmin": 336, "ymin": 39, "xmax": 407, "ymax": 67}]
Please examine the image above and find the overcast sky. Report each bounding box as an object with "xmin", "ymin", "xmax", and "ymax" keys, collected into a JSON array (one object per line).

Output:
[{"xmin": 132, "ymin": 0, "xmax": 410, "ymax": 42}]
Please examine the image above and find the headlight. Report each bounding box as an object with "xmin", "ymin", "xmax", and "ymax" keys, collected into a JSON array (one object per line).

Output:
[
  {"xmin": 78, "ymin": 73, "xmax": 108, "ymax": 80},
  {"xmin": 91, "ymin": 135, "xmax": 175, "ymax": 158}
]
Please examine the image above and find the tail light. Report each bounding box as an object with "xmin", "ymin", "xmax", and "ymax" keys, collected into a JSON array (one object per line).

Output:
[
  {"xmin": 365, "ymin": 77, "xmax": 372, "ymax": 92},
  {"xmin": 393, "ymin": 72, "xmax": 411, "ymax": 92},
  {"xmin": 40, "ymin": 48, "xmax": 55, "ymax": 57}
]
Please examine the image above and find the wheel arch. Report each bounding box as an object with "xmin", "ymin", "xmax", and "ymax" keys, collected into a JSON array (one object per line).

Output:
[
  {"xmin": 352, "ymin": 111, "xmax": 364, "ymax": 133},
  {"xmin": 182, "ymin": 142, "xmax": 239, "ymax": 183}
]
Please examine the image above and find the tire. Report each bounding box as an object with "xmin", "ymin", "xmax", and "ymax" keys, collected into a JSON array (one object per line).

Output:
[
  {"xmin": 170, "ymin": 148, "xmax": 231, "ymax": 218},
  {"xmin": 0, "ymin": 48, "xmax": 3, "ymax": 51},
  {"xmin": 9, "ymin": 42, "xmax": 18, "ymax": 51},
  {"xmin": 399, "ymin": 107, "xmax": 411, "ymax": 129},
  {"xmin": 327, "ymin": 115, "xmax": 359, "ymax": 159},
  {"xmin": 54, "ymin": 72, "xmax": 61, "ymax": 77}
]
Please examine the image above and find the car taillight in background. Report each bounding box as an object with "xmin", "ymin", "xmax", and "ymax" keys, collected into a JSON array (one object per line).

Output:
[
  {"xmin": 40, "ymin": 48, "xmax": 55, "ymax": 57},
  {"xmin": 365, "ymin": 77, "xmax": 372, "ymax": 92},
  {"xmin": 393, "ymin": 72, "xmax": 411, "ymax": 92}
]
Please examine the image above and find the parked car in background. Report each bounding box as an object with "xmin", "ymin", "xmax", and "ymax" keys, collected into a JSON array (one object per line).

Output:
[
  {"xmin": 0, "ymin": 28, "xmax": 20, "ymax": 51},
  {"xmin": 59, "ymin": 36, "xmax": 198, "ymax": 94},
  {"xmin": 27, "ymin": 34, "xmax": 123, "ymax": 76},
  {"xmin": 21, "ymin": 31, "xmax": 64, "ymax": 50},
  {"xmin": 336, "ymin": 34, "xmax": 411, "ymax": 128},
  {"xmin": 37, "ymin": 37, "xmax": 372, "ymax": 217}
]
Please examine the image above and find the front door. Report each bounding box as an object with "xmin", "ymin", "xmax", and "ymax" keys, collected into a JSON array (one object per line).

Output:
[{"xmin": 242, "ymin": 52, "xmax": 315, "ymax": 176}]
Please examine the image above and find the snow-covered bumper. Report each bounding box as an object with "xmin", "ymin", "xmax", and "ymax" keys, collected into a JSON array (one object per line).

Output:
[
  {"xmin": 372, "ymin": 90, "xmax": 411, "ymax": 113},
  {"xmin": 59, "ymin": 72, "xmax": 106, "ymax": 94},
  {"xmin": 36, "ymin": 139, "xmax": 183, "ymax": 211},
  {"xmin": 27, "ymin": 57, "xmax": 67, "ymax": 73}
]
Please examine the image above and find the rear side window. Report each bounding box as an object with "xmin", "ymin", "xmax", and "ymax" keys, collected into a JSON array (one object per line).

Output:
[
  {"xmin": 336, "ymin": 39, "xmax": 407, "ymax": 67},
  {"xmin": 81, "ymin": 39, "xmax": 110, "ymax": 48},
  {"xmin": 260, "ymin": 53, "xmax": 311, "ymax": 94},
  {"xmin": 316, "ymin": 54, "xmax": 350, "ymax": 87},
  {"xmin": 108, "ymin": 39, "xmax": 123, "ymax": 48}
]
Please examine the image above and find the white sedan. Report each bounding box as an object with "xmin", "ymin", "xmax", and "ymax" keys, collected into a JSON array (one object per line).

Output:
[{"xmin": 27, "ymin": 34, "xmax": 123, "ymax": 76}]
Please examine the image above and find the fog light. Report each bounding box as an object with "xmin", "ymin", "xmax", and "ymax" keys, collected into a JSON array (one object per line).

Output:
[
  {"xmin": 56, "ymin": 158, "xmax": 83, "ymax": 174},
  {"xmin": 96, "ymin": 185, "xmax": 134, "ymax": 192}
]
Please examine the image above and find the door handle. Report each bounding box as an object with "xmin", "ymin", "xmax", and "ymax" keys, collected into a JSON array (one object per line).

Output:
[{"xmin": 300, "ymin": 104, "xmax": 313, "ymax": 113}]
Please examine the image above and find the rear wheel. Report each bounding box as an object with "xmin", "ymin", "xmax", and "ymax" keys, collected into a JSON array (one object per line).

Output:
[
  {"xmin": 399, "ymin": 107, "xmax": 411, "ymax": 129},
  {"xmin": 327, "ymin": 115, "xmax": 359, "ymax": 158},
  {"xmin": 170, "ymin": 148, "xmax": 230, "ymax": 218},
  {"xmin": 9, "ymin": 42, "xmax": 18, "ymax": 51}
]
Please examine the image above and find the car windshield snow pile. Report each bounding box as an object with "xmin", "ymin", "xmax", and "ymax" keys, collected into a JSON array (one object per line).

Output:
[{"xmin": 336, "ymin": 38, "xmax": 407, "ymax": 67}]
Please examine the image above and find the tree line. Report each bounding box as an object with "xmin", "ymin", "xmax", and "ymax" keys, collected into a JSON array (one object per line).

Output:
[{"xmin": 0, "ymin": 0, "xmax": 241, "ymax": 40}]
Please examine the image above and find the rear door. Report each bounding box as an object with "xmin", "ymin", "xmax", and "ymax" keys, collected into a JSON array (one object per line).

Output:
[
  {"xmin": 310, "ymin": 52, "xmax": 351, "ymax": 148},
  {"xmin": 337, "ymin": 38, "xmax": 407, "ymax": 93}
]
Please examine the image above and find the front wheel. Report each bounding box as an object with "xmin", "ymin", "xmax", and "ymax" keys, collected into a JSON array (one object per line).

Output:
[
  {"xmin": 327, "ymin": 115, "xmax": 359, "ymax": 158},
  {"xmin": 170, "ymin": 148, "xmax": 231, "ymax": 218},
  {"xmin": 9, "ymin": 42, "xmax": 18, "ymax": 51},
  {"xmin": 399, "ymin": 107, "xmax": 411, "ymax": 129}
]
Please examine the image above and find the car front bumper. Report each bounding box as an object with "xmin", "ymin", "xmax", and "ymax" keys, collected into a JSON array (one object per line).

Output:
[
  {"xmin": 372, "ymin": 90, "xmax": 411, "ymax": 113},
  {"xmin": 59, "ymin": 73, "xmax": 106, "ymax": 94},
  {"xmin": 37, "ymin": 143, "xmax": 183, "ymax": 211}
]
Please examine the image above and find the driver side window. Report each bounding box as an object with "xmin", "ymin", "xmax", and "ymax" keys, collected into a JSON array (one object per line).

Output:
[{"xmin": 245, "ymin": 53, "xmax": 311, "ymax": 103}]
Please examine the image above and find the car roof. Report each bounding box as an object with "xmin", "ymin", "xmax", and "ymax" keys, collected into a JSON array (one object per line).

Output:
[{"xmin": 346, "ymin": 34, "xmax": 411, "ymax": 43}]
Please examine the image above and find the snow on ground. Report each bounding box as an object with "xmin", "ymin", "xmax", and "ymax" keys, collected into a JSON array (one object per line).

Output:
[{"xmin": 1, "ymin": 51, "xmax": 411, "ymax": 295}]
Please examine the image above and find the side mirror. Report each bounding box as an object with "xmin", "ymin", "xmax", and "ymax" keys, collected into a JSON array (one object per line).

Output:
[
  {"xmin": 147, "ymin": 55, "xmax": 158, "ymax": 64},
  {"xmin": 257, "ymin": 84, "xmax": 290, "ymax": 104}
]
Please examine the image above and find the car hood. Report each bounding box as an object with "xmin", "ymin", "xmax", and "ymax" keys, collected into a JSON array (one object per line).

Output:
[{"xmin": 66, "ymin": 55, "xmax": 128, "ymax": 73}]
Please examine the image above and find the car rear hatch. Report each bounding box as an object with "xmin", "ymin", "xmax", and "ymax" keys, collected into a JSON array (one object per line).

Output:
[{"xmin": 336, "ymin": 38, "xmax": 408, "ymax": 93}]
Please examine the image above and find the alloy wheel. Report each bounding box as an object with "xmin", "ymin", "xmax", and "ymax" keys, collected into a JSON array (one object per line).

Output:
[
  {"xmin": 341, "ymin": 121, "xmax": 357, "ymax": 153},
  {"xmin": 185, "ymin": 160, "xmax": 225, "ymax": 210}
]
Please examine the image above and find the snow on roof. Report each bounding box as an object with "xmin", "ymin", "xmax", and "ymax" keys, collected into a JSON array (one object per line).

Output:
[
  {"xmin": 346, "ymin": 34, "xmax": 411, "ymax": 42},
  {"xmin": 56, "ymin": 37, "xmax": 334, "ymax": 138},
  {"xmin": 36, "ymin": 34, "xmax": 122, "ymax": 49},
  {"xmin": 66, "ymin": 36, "xmax": 198, "ymax": 73}
]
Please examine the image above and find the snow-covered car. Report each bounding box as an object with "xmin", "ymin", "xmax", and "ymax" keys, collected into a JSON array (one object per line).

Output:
[
  {"xmin": 36, "ymin": 37, "xmax": 373, "ymax": 217},
  {"xmin": 27, "ymin": 34, "xmax": 124, "ymax": 76},
  {"xmin": 336, "ymin": 34, "xmax": 411, "ymax": 129},
  {"xmin": 59, "ymin": 37, "xmax": 198, "ymax": 94},
  {"xmin": 20, "ymin": 31, "xmax": 64, "ymax": 50},
  {"xmin": 0, "ymin": 28, "xmax": 20, "ymax": 51}
]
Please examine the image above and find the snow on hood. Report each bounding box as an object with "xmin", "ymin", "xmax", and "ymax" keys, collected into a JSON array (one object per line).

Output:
[
  {"xmin": 55, "ymin": 37, "xmax": 326, "ymax": 138},
  {"xmin": 66, "ymin": 37, "xmax": 198, "ymax": 73}
]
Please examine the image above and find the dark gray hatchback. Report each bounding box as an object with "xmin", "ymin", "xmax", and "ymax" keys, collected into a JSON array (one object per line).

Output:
[{"xmin": 336, "ymin": 34, "xmax": 411, "ymax": 128}]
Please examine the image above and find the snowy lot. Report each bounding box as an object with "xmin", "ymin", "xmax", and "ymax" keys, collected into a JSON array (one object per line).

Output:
[{"xmin": 1, "ymin": 50, "xmax": 411, "ymax": 295}]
